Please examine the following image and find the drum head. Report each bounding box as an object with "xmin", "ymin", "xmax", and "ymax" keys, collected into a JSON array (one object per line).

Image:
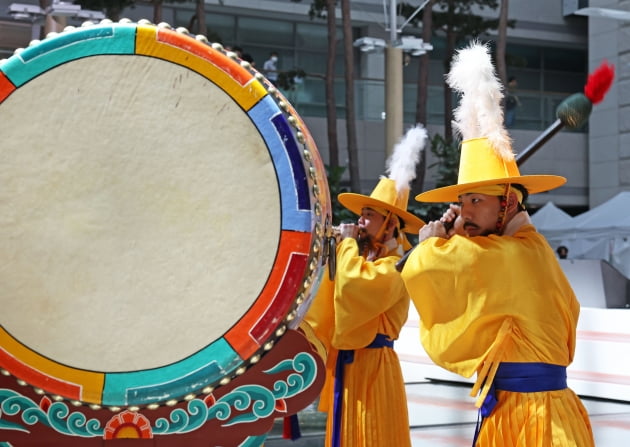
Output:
[{"xmin": 0, "ymin": 21, "xmax": 330, "ymax": 407}]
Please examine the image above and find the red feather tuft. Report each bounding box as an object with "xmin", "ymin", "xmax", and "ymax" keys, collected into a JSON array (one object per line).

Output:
[{"xmin": 584, "ymin": 60, "xmax": 615, "ymax": 104}]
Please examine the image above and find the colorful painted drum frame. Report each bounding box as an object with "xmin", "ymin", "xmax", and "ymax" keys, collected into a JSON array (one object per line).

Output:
[{"xmin": 0, "ymin": 21, "xmax": 331, "ymax": 408}]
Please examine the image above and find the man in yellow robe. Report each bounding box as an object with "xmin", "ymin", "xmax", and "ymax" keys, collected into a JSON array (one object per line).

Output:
[
  {"xmin": 304, "ymin": 125, "xmax": 427, "ymax": 447},
  {"xmin": 400, "ymin": 42, "xmax": 596, "ymax": 447}
]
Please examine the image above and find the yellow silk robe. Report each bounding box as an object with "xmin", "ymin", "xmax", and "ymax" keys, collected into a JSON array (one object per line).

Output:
[
  {"xmin": 401, "ymin": 219, "xmax": 595, "ymax": 446},
  {"xmin": 304, "ymin": 237, "xmax": 411, "ymax": 447}
]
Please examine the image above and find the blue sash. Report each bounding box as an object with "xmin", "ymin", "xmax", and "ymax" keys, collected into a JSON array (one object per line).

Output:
[
  {"xmin": 473, "ymin": 362, "xmax": 567, "ymax": 446},
  {"xmin": 332, "ymin": 334, "xmax": 394, "ymax": 447}
]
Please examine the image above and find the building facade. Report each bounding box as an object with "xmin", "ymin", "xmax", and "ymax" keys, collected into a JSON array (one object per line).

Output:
[{"xmin": 1, "ymin": 0, "xmax": 626, "ymax": 212}]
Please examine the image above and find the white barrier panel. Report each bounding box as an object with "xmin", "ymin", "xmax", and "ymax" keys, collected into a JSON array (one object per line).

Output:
[{"xmin": 397, "ymin": 305, "xmax": 630, "ymax": 402}]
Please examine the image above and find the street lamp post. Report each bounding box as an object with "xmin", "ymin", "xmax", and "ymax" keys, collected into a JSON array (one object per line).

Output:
[
  {"xmin": 385, "ymin": 0, "xmax": 403, "ymax": 157},
  {"xmin": 8, "ymin": 1, "xmax": 106, "ymax": 37},
  {"xmin": 386, "ymin": 0, "xmax": 435, "ymax": 157},
  {"xmin": 385, "ymin": 44, "xmax": 403, "ymax": 157},
  {"xmin": 353, "ymin": 0, "xmax": 432, "ymax": 157}
]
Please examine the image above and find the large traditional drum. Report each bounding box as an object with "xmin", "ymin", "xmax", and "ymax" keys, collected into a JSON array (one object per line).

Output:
[{"xmin": 0, "ymin": 20, "xmax": 331, "ymax": 409}]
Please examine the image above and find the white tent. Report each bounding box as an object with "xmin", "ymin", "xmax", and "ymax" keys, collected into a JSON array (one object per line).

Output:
[
  {"xmin": 541, "ymin": 191, "xmax": 630, "ymax": 278},
  {"xmin": 531, "ymin": 201, "xmax": 573, "ymax": 232}
]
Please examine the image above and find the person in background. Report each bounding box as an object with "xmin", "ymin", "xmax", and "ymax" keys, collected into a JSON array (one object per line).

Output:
[
  {"xmin": 557, "ymin": 245, "xmax": 569, "ymax": 259},
  {"xmin": 241, "ymin": 52, "xmax": 255, "ymax": 67},
  {"xmin": 401, "ymin": 42, "xmax": 595, "ymax": 447},
  {"xmin": 504, "ymin": 76, "xmax": 521, "ymax": 127},
  {"xmin": 303, "ymin": 125, "xmax": 427, "ymax": 447},
  {"xmin": 262, "ymin": 51, "xmax": 279, "ymax": 86},
  {"xmin": 232, "ymin": 45, "xmax": 243, "ymax": 58}
]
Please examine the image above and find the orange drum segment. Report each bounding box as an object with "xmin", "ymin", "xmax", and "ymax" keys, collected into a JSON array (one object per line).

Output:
[{"xmin": 0, "ymin": 21, "xmax": 331, "ymax": 408}]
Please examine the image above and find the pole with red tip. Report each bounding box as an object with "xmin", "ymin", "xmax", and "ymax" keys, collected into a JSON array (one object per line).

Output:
[{"xmin": 515, "ymin": 60, "xmax": 615, "ymax": 165}]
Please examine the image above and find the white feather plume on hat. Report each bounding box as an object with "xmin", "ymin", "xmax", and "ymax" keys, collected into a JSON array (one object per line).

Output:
[
  {"xmin": 447, "ymin": 41, "xmax": 514, "ymax": 161},
  {"xmin": 386, "ymin": 124, "xmax": 428, "ymax": 194},
  {"xmin": 338, "ymin": 124, "xmax": 427, "ymax": 233}
]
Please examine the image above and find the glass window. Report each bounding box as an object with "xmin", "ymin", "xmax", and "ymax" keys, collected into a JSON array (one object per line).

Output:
[
  {"xmin": 543, "ymin": 47, "xmax": 586, "ymax": 72},
  {"xmin": 511, "ymin": 70, "xmax": 541, "ymax": 91},
  {"xmin": 296, "ymin": 52, "xmax": 345, "ymax": 78},
  {"xmin": 171, "ymin": 11, "xmax": 235, "ymax": 44},
  {"xmin": 296, "ymin": 22, "xmax": 342, "ymax": 52},
  {"xmin": 205, "ymin": 13, "xmax": 236, "ymax": 45},
  {"xmin": 506, "ymin": 44, "xmax": 541, "ymax": 69},
  {"xmin": 544, "ymin": 71, "xmax": 585, "ymax": 93},
  {"xmin": 238, "ymin": 17, "xmax": 293, "ymax": 49},
  {"xmin": 427, "ymin": 35, "xmax": 447, "ymax": 60},
  {"xmin": 173, "ymin": 9, "xmax": 194, "ymax": 30}
]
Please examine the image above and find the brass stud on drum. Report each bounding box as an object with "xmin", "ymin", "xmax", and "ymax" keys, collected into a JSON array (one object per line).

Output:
[
  {"xmin": 165, "ymin": 399, "xmax": 178, "ymax": 407},
  {"xmin": 146, "ymin": 404, "xmax": 160, "ymax": 410},
  {"xmin": 184, "ymin": 394, "xmax": 196, "ymax": 401},
  {"xmin": 219, "ymin": 377, "xmax": 231, "ymax": 386},
  {"xmin": 201, "ymin": 386, "xmax": 214, "ymax": 395},
  {"xmin": 108, "ymin": 406, "xmax": 122, "ymax": 412},
  {"xmin": 89, "ymin": 404, "xmax": 102, "ymax": 411},
  {"xmin": 128, "ymin": 406, "xmax": 140, "ymax": 412}
]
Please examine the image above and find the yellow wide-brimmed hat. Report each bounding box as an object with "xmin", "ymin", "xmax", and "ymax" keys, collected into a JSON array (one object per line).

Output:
[
  {"xmin": 339, "ymin": 177, "xmax": 425, "ymax": 233},
  {"xmin": 416, "ymin": 137, "xmax": 566, "ymax": 203}
]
